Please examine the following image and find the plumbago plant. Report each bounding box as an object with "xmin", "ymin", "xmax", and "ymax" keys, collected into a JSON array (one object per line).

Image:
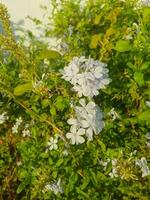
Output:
[{"xmin": 0, "ymin": 0, "xmax": 150, "ymax": 199}]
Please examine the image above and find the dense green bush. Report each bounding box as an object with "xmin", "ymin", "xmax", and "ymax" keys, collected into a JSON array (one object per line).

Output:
[{"xmin": 0, "ymin": 0, "xmax": 150, "ymax": 199}]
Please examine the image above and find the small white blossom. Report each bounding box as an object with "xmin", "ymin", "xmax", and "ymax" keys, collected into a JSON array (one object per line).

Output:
[
  {"xmin": 135, "ymin": 157, "xmax": 150, "ymax": 177},
  {"xmin": 16, "ymin": 117, "xmax": 23, "ymax": 125},
  {"xmin": 12, "ymin": 117, "xmax": 22, "ymax": 133},
  {"xmin": 44, "ymin": 179, "xmax": 63, "ymax": 194},
  {"xmin": 109, "ymin": 159, "xmax": 119, "ymax": 178},
  {"xmin": 146, "ymin": 132, "xmax": 150, "ymax": 140},
  {"xmin": 60, "ymin": 56, "xmax": 110, "ymax": 98},
  {"xmin": 44, "ymin": 58, "xmax": 50, "ymax": 66},
  {"xmin": 22, "ymin": 129, "xmax": 31, "ymax": 137},
  {"xmin": 47, "ymin": 136, "xmax": 58, "ymax": 150},
  {"xmin": 62, "ymin": 149, "xmax": 69, "ymax": 156},
  {"xmin": 141, "ymin": 0, "xmax": 150, "ymax": 6},
  {"xmin": 146, "ymin": 101, "xmax": 150, "ymax": 107},
  {"xmin": 0, "ymin": 112, "xmax": 8, "ymax": 124},
  {"xmin": 146, "ymin": 142, "xmax": 150, "ymax": 148},
  {"xmin": 99, "ymin": 159, "xmax": 111, "ymax": 170},
  {"xmin": 66, "ymin": 127, "xmax": 85, "ymax": 145}
]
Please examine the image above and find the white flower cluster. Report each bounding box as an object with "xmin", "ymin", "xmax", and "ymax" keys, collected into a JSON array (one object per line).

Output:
[
  {"xmin": 60, "ymin": 56, "xmax": 110, "ymax": 98},
  {"xmin": 66, "ymin": 99, "xmax": 104, "ymax": 144},
  {"xmin": 44, "ymin": 179, "xmax": 63, "ymax": 195},
  {"xmin": 0, "ymin": 112, "xmax": 8, "ymax": 124},
  {"xmin": 12, "ymin": 117, "xmax": 23, "ymax": 134},
  {"xmin": 135, "ymin": 157, "xmax": 150, "ymax": 177}
]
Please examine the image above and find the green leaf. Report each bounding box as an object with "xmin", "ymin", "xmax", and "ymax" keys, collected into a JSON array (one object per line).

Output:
[
  {"xmin": 56, "ymin": 158, "xmax": 63, "ymax": 167},
  {"xmin": 76, "ymin": 188, "xmax": 89, "ymax": 198},
  {"xmin": 94, "ymin": 15, "xmax": 101, "ymax": 25},
  {"xmin": 50, "ymin": 106, "xmax": 57, "ymax": 116},
  {"xmin": 89, "ymin": 170, "xmax": 98, "ymax": 186},
  {"xmin": 114, "ymin": 40, "xmax": 131, "ymax": 52},
  {"xmin": 97, "ymin": 140, "xmax": 106, "ymax": 153},
  {"xmin": 90, "ymin": 34, "xmax": 101, "ymax": 49},
  {"xmin": 134, "ymin": 71, "xmax": 144, "ymax": 86},
  {"xmin": 138, "ymin": 110, "xmax": 150, "ymax": 124},
  {"xmin": 14, "ymin": 83, "xmax": 32, "ymax": 96},
  {"xmin": 39, "ymin": 49, "xmax": 61, "ymax": 60},
  {"xmin": 17, "ymin": 180, "xmax": 29, "ymax": 194},
  {"xmin": 54, "ymin": 96, "xmax": 68, "ymax": 111},
  {"xmin": 41, "ymin": 99, "xmax": 50, "ymax": 108},
  {"xmin": 140, "ymin": 62, "xmax": 150, "ymax": 71}
]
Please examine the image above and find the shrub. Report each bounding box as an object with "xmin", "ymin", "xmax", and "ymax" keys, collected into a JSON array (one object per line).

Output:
[{"xmin": 0, "ymin": 0, "xmax": 150, "ymax": 199}]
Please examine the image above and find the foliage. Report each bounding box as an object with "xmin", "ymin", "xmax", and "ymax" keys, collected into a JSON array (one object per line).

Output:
[{"xmin": 0, "ymin": 0, "xmax": 150, "ymax": 199}]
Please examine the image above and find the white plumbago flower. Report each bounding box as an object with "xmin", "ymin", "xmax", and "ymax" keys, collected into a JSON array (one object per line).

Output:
[
  {"xmin": 16, "ymin": 161, "xmax": 22, "ymax": 166},
  {"xmin": 146, "ymin": 132, "xmax": 150, "ymax": 140},
  {"xmin": 135, "ymin": 157, "xmax": 150, "ymax": 177},
  {"xmin": 0, "ymin": 112, "xmax": 8, "ymax": 124},
  {"xmin": 16, "ymin": 117, "xmax": 23, "ymax": 125},
  {"xmin": 99, "ymin": 158, "xmax": 111, "ymax": 170},
  {"xmin": 66, "ymin": 127, "xmax": 85, "ymax": 145},
  {"xmin": 62, "ymin": 149, "xmax": 69, "ymax": 156},
  {"xmin": 109, "ymin": 159, "xmax": 119, "ymax": 178},
  {"xmin": 108, "ymin": 108, "xmax": 120, "ymax": 121},
  {"xmin": 76, "ymin": 99, "xmax": 104, "ymax": 141},
  {"xmin": 123, "ymin": 35, "xmax": 133, "ymax": 40},
  {"xmin": 12, "ymin": 117, "xmax": 22, "ymax": 133},
  {"xmin": 67, "ymin": 99, "xmax": 104, "ymax": 143},
  {"xmin": 146, "ymin": 100, "xmax": 150, "ymax": 107},
  {"xmin": 22, "ymin": 129, "xmax": 31, "ymax": 137},
  {"xmin": 12, "ymin": 125, "xmax": 18, "ymax": 134},
  {"xmin": 44, "ymin": 179, "xmax": 63, "ymax": 194},
  {"xmin": 60, "ymin": 56, "xmax": 110, "ymax": 98},
  {"xmin": 146, "ymin": 141, "xmax": 150, "ymax": 148},
  {"xmin": 47, "ymin": 136, "xmax": 58, "ymax": 151},
  {"xmin": 141, "ymin": 0, "xmax": 150, "ymax": 6},
  {"xmin": 44, "ymin": 58, "xmax": 50, "ymax": 66}
]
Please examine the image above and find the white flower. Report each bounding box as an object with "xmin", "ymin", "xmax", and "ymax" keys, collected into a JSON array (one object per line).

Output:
[
  {"xmin": 16, "ymin": 117, "xmax": 23, "ymax": 125},
  {"xmin": 99, "ymin": 159, "xmax": 111, "ymax": 170},
  {"xmin": 0, "ymin": 112, "xmax": 8, "ymax": 124},
  {"xmin": 60, "ymin": 56, "xmax": 110, "ymax": 98},
  {"xmin": 135, "ymin": 157, "xmax": 150, "ymax": 177},
  {"xmin": 47, "ymin": 136, "xmax": 58, "ymax": 150},
  {"xmin": 146, "ymin": 142, "xmax": 150, "ymax": 148},
  {"xmin": 67, "ymin": 118, "xmax": 89, "ymax": 130},
  {"xmin": 76, "ymin": 99, "xmax": 104, "ymax": 141},
  {"xmin": 12, "ymin": 125, "xmax": 19, "ymax": 134},
  {"xmin": 12, "ymin": 117, "xmax": 22, "ymax": 133},
  {"xmin": 109, "ymin": 159, "xmax": 119, "ymax": 178},
  {"xmin": 67, "ymin": 99, "xmax": 104, "ymax": 143},
  {"xmin": 44, "ymin": 179, "xmax": 63, "ymax": 194},
  {"xmin": 44, "ymin": 58, "xmax": 50, "ymax": 66},
  {"xmin": 146, "ymin": 132, "xmax": 150, "ymax": 140},
  {"xmin": 22, "ymin": 129, "xmax": 31, "ymax": 137},
  {"xmin": 60, "ymin": 57, "xmax": 80, "ymax": 85},
  {"xmin": 146, "ymin": 101, "xmax": 150, "ymax": 107},
  {"xmin": 66, "ymin": 127, "xmax": 85, "ymax": 145},
  {"xmin": 141, "ymin": 0, "xmax": 150, "ymax": 6}
]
